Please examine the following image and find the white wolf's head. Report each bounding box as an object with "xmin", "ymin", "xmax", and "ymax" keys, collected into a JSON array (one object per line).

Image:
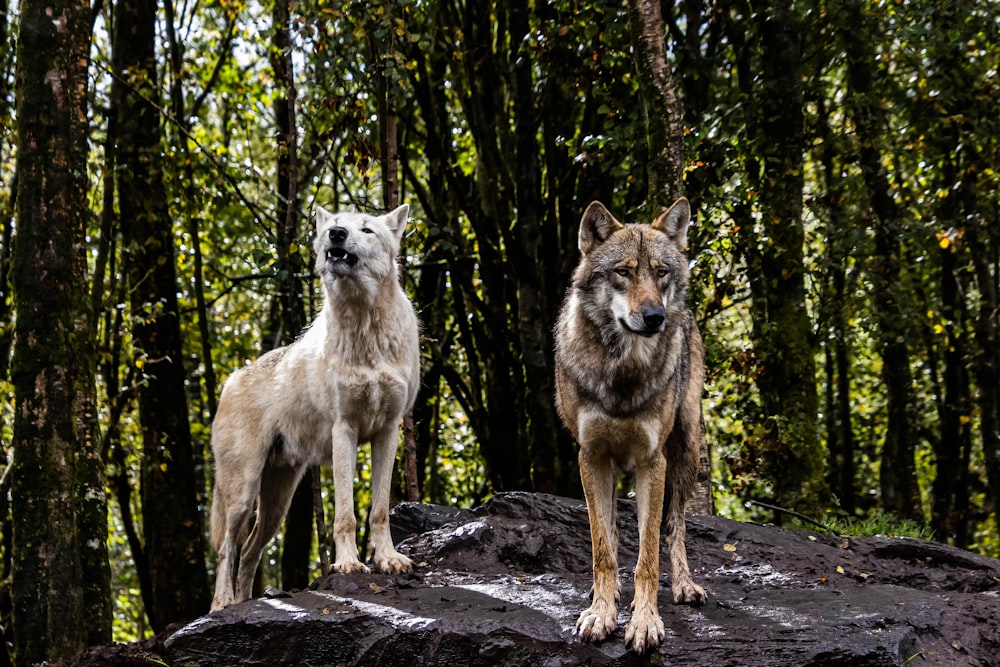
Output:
[{"xmin": 313, "ymin": 204, "xmax": 409, "ymax": 301}]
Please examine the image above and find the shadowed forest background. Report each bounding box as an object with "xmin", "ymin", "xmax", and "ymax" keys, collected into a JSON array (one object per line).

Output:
[{"xmin": 1, "ymin": 0, "xmax": 998, "ymax": 664}]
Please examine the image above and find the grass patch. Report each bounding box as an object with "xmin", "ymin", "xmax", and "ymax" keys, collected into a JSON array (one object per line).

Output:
[{"xmin": 824, "ymin": 514, "xmax": 934, "ymax": 541}]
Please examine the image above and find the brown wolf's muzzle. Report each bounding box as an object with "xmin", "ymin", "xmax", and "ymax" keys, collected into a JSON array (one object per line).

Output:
[{"xmin": 623, "ymin": 304, "xmax": 666, "ymax": 336}]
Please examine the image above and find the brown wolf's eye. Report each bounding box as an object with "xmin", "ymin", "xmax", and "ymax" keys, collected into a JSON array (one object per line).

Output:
[
  {"xmin": 657, "ymin": 268, "xmax": 669, "ymax": 278},
  {"xmin": 614, "ymin": 268, "xmax": 630, "ymax": 278}
]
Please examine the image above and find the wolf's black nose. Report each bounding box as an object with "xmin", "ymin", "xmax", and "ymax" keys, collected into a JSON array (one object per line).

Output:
[
  {"xmin": 329, "ymin": 226, "xmax": 348, "ymax": 243},
  {"xmin": 642, "ymin": 307, "xmax": 665, "ymax": 330}
]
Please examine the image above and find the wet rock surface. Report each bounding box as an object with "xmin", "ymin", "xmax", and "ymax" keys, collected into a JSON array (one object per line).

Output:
[{"xmin": 66, "ymin": 492, "xmax": 1000, "ymax": 666}]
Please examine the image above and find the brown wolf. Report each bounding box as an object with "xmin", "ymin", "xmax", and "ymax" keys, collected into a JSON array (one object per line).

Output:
[
  {"xmin": 210, "ymin": 205, "xmax": 420, "ymax": 611},
  {"xmin": 554, "ymin": 198, "xmax": 707, "ymax": 652}
]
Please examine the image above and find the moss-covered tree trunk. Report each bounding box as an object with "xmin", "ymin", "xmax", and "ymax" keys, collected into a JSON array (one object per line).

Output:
[
  {"xmin": 627, "ymin": 0, "xmax": 685, "ymax": 208},
  {"xmin": 11, "ymin": 0, "xmax": 111, "ymax": 660},
  {"xmin": 113, "ymin": 0, "xmax": 210, "ymax": 629}
]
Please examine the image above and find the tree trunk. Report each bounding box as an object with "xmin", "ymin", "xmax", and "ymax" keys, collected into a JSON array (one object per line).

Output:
[
  {"xmin": 163, "ymin": 1, "xmax": 228, "ymax": 424},
  {"xmin": 11, "ymin": 0, "xmax": 111, "ymax": 659},
  {"xmin": 736, "ymin": 4, "xmax": 825, "ymax": 516},
  {"xmin": 266, "ymin": 0, "xmax": 313, "ymax": 590},
  {"xmin": 966, "ymin": 216, "xmax": 1000, "ymax": 542},
  {"xmin": 369, "ymin": 0, "xmax": 421, "ymax": 503},
  {"xmin": 458, "ymin": 0, "xmax": 531, "ymax": 492},
  {"xmin": 627, "ymin": 0, "xmax": 685, "ymax": 208},
  {"xmin": 508, "ymin": 0, "xmax": 565, "ymax": 496},
  {"xmin": 932, "ymin": 227, "xmax": 971, "ymax": 545},
  {"xmin": 113, "ymin": 0, "xmax": 210, "ymax": 629},
  {"xmin": 841, "ymin": 0, "xmax": 922, "ymax": 522},
  {"xmin": 627, "ymin": 0, "xmax": 714, "ymax": 515},
  {"xmin": 816, "ymin": 96, "xmax": 858, "ymax": 515}
]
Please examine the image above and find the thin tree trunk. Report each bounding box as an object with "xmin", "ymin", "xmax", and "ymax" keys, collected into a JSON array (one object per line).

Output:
[
  {"xmin": 966, "ymin": 220, "xmax": 1000, "ymax": 542},
  {"xmin": 933, "ymin": 239, "xmax": 972, "ymax": 544},
  {"xmin": 627, "ymin": 0, "xmax": 714, "ymax": 514},
  {"xmin": 371, "ymin": 2, "xmax": 421, "ymax": 502},
  {"xmin": 508, "ymin": 0, "xmax": 565, "ymax": 496},
  {"xmin": 163, "ymin": 1, "xmax": 225, "ymax": 423},
  {"xmin": 267, "ymin": 0, "xmax": 313, "ymax": 590},
  {"xmin": 627, "ymin": 0, "xmax": 685, "ymax": 207},
  {"xmin": 841, "ymin": 0, "xmax": 922, "ymax": 521},
  {"xmin": 816, "ymin": 97, "xmax": 857, "ymax": 515},
  {"xmin": 113, "ymin": 0, "xmax": 210, "ymax": 628},
  {"xmin": 733, "ymin": 3, "xmax": 825, "ymax": 517}
]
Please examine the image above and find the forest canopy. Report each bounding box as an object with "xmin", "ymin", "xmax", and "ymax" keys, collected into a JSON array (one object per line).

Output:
[{"xmin": 0, "ymin": 0, "xmax": 998, "ymax": 662}]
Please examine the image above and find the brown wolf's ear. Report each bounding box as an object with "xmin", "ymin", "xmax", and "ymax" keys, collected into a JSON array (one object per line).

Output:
[
  {"xmin": 579, "ymin": 201, "xmax": 624, "ymax": 254},
  {"xmin": 384, "ymin": 203, "xmax": 410, "ymax": 241},
  {"xmin": 652, "ymin": 197, "xmax": 691, "ymax": 250}
]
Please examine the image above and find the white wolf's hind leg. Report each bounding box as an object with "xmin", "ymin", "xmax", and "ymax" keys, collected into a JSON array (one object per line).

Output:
[
  {"xmin": 234, "ymin": 462, "xmax": 307, "ymax": 600},
  {"xmin": 212, "ymin": 498, "xmax": 254, "ymax": 610}
]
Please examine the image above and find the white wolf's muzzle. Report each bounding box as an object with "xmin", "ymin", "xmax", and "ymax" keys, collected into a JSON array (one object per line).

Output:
[{"xmin": 326, "ymin": 226, "xmax": 360, "ymax": 276}]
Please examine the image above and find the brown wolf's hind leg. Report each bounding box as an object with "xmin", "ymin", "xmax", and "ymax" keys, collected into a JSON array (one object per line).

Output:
[{"xmin": 665, "ymin": 416, "xmax": 707, "ymax": 606}]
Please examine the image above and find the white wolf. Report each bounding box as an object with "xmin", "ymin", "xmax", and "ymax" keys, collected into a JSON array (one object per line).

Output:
[{"xmin": 210, "ymin": 204, "xmax": 420, "ymax": 611}]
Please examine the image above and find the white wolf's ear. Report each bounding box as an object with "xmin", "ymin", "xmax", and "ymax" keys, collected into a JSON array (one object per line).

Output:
[
  {"xmin": 652, "ymin": 197, "xmax": 691, "ymax": 250},
  {"xmin": 579, "ymin": 201, "xmax": 624, "ymax": 254},
  {"xmin": 384, "ymin": 204, "xmax": 409, "ymax": 242},
  {"xmin": 315, "ymin": 206, "xmax": 334, "ymax": 231}
]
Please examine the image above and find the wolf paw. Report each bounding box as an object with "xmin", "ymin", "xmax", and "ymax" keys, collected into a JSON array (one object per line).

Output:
[
  {"xmin": 374, "ymin": 550, "xmax": 413, "ymax": 574},
  {"xmin": 576, "ymin": 600, "xmax": 618, "ymax": 643},
  {"xmin": 624, "ymin": 606, "xmax": 664, "ymax": 653},
  {"xmin": 332, "ymin": 559, "xmax": 371, "ymax": 575},
  {"xmin": 672, "ymin": 578, "xmax": 707, "ymax": 605}
]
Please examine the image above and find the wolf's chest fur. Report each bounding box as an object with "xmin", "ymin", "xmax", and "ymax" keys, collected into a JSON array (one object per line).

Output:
[{"xmin": 314, "ymin": 295, "xmax": 419, "ymax": 442}]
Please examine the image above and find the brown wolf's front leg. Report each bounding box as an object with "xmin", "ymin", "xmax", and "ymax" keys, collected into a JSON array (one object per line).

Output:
[
  {"xmin": 625, "ymin": 453, "xmax": 667, "ymax": 652},
  {"xmin": 576, "ymin": 448, "xmax": 619, "ymax": 643}
]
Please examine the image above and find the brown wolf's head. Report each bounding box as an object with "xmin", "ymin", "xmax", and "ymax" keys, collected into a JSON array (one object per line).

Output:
[{"xmin": 573, "ymin": 198, "xmax": 692, "ymax": 338}]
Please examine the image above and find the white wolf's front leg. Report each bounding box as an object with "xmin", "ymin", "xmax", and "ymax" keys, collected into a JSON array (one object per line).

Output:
[
  {"xmin": 369, "ymin": 424, "xmax": 413, "ymax": 574},
  {"xmin": 331, "ymin": 422, "xmax": 369, "ymax": 574}
]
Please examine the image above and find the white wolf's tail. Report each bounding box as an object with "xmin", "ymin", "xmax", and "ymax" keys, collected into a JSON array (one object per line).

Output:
[{"xmin": 210, "ymin": 483, "xmax": 225, "ymax": 551}]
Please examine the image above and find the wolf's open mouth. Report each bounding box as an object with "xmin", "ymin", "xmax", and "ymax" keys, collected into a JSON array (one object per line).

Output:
[{"xmin": 327, "ymin": 248, "xmax": 359, "ymax": 268}]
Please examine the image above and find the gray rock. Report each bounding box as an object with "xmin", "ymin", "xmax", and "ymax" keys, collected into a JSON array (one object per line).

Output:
[{"xmin": 154, "ymin": 492, "xmax": 1000, "ymax": 665}]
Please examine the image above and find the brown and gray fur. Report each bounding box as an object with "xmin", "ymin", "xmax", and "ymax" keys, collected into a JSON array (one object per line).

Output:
[
  {"xmin": 210, "ymin": 204, "xmax": 419, "ymax": 611},
  {"xmin": 554, "ymin": 198, "xmax": 707, "ymax": 652}
]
